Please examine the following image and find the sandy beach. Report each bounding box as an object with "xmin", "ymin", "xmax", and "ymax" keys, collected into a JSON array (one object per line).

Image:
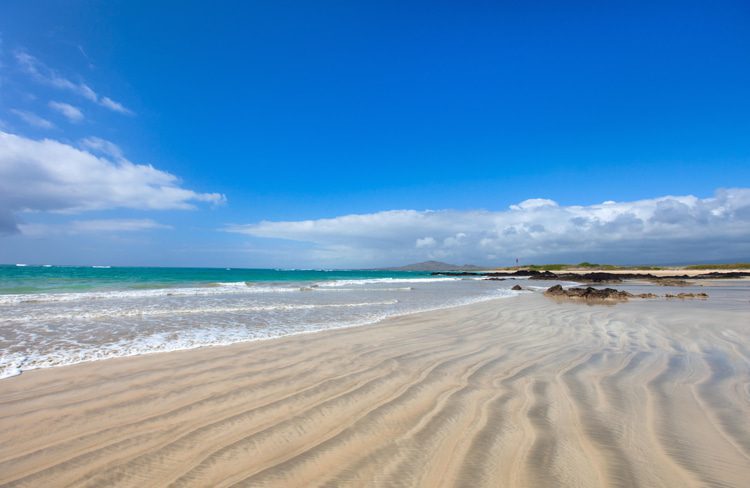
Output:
[
  {"xmin": 3, "ymin": 1, "xmax": 750, "ymax": 486},
  {"xmin": 1, "ymin": 290, "xmax": 749, "ymax": 487}
]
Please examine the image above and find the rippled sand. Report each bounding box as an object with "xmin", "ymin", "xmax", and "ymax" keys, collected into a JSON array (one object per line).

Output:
[{"xmin": 1, "ymin": 292, "xmax": 749, "ymax": 487}]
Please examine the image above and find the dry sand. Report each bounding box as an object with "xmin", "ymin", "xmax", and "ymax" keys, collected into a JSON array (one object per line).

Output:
[{"xmin": 1, "ymin": 293, "xmax": 749, "ymax": 487}]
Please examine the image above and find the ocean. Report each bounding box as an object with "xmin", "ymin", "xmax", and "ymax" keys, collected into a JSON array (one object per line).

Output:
[{"xmin": 0, "ymin": 264, "xmax": 520, "ymax": 379}]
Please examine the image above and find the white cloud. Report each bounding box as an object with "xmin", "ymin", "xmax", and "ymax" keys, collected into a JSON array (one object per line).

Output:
[
  {"xmin": 48, "ymin": 101, "xmax": 84, "ymax": 122},
  {"xmin": 99, "ymin": 96, "xmax": 133, "ymax": 115},
  {"xmin": 10, "ymin": 109, "xmax": 54, "ymax": 129},
  {"xmin": 19, "ymin": 219, "xmax": 171, "ymax": 237},
  {"xmin": 510, "ymin": 198, "xmax": 558, "ymax": 211},
  {"xmin": 415, "ymin": 236, "xmax": 436, "ymax": 248},
  {"xmin": 443, "ymin": 232, "xmax": 467, "ymax": 248},
  {"xmin": 79, "ymin": 136, "xmax": 124, "ymax": 159},
  {"xmin": 0, "ymin": 131, "xmax": 225, "ymax": 234},
  {"xmin": 15, "ymin": 51, "xmax": 132, "ymax": 115},
  {"xmin": 226, "ymin": 189, "xmax": 750, "ymax": 267}
]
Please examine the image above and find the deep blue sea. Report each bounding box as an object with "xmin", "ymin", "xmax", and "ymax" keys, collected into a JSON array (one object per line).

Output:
[{"xmin": 0, "ymin": 264, "xmax": 520, "ymax": 379}]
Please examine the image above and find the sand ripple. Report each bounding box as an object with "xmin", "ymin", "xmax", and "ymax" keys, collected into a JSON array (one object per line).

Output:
[{"xmin": 0, "ymin": 294, "xmax": 749, "ymax": 487}]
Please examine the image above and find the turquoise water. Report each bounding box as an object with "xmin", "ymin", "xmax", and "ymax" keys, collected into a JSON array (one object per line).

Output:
[{"xmin": 0, "ymin": 264, "xmax": 432, "ymax": 295}]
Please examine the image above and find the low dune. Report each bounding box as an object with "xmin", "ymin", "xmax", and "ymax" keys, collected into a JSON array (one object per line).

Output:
[{"xmin": 0, "ymin": 293, "xmax": 749, "ymax": 487}]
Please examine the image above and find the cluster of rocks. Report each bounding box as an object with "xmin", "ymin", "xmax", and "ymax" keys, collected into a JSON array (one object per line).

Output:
[
  {"xmin": 545, "ymin": 285, "xmax": 641, "ymax": 300},
  {"xmin": 651, "ymin": 279, "xmax": 691, "ymax": 287},
  {"xmin": 543, "ymin": 284, "xmax": 705, "ymax": 302},
  {"xmin": 441, "ymin": 268, "xmax": 728, "ymax": 303}
]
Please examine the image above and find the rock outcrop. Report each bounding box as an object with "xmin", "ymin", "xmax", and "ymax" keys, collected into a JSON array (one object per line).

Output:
[
  {"xmin": 544, "ymin": 285, "xmax": 701, "ymax": 302},
  {"xmin": 652, "ymin": 279, "xmax": 691, "ymax": 287},
  {"xmin": 544, "ymin": 285, "xmax": 632, "ymax": 300},
  {"xmin": 665, "ymin": 293, "xmax": 709, "ymax": 299}
]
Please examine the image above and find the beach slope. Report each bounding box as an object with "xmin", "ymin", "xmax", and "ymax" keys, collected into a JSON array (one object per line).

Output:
[{"xmin": 1, "ymin": 293, "xmax": 749, "ymax": 487}]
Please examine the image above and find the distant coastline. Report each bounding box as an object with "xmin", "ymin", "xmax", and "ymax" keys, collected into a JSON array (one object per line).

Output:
[{"xmin": 375, "ymin": 260, "xmax": 484, "ymax": 272}]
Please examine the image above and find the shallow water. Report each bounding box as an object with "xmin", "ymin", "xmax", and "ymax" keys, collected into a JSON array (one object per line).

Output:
[{"xmin": 0, "ymin": 266, "xmax": 520, "ymax": 378}]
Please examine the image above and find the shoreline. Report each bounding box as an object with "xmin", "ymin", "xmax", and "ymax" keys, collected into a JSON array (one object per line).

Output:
[
  {"xmin": 1, "ymin": 288, "xmax": 749, "ymax": 486},
  {"xmin": 0, "ymin": 287, "xmax": 521, "ymax": 381},
  {"xmin": 485, "ymin": 266, "xmax": 750, "ymax": 276}
]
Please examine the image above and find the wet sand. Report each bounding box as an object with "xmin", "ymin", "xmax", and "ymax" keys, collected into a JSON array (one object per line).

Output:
[{"xmin": 1, "ymin": 292, "xmax": 749, "ymax": 487}]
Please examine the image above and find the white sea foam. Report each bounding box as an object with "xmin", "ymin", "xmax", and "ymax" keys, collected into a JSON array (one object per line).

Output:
[
  {"xmin": 1, "ymin": 314, "xmax": 394, "ymax": 379},
  {"xmin": 316, "ymin": 286, "xmax": 414, "ymax": 292},
  {"xmin": 0, "ymin": 356, "xmax": 24, "ymax": 379},
  {"xmin": 316, "ymin": 277, "xmax": 459, "ymax": 287},
  {"xmin": 2, "ymin": 300, "xmax": 400, "ymax": 322},
  {"xmin": 0, "ymin": 275, "xmax": 522, "ymax": 380},
  {"xmin": 0, "ymin": 278, "xmax": 457, "ymax": 305},
  {"xmin": 0, "ymin": 282, "xmax": 299, "ymax": 305}
]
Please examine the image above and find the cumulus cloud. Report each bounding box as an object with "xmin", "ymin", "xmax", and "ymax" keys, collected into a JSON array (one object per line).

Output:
[
  {"xmin": 14, "ymin": 51, "xmax": 132, "ymax": 115},
  {"xmin": 509, "ymin": 198, "xmax": 558, "ymax": 211},
  {"xmin": 0, "ymin": 131, "xmax": 226, "ymax": 234},
  {"xmin": 18, "ymin": 219, "xmax": 170, "ymax": 237},
  {"xmin": 415, "ymin": 236, "xmax": 436, "ymax": 248},
  {"xmin": 226, "ymin": 190, "xmax": 750, "ymax": 267},
  {"xmin": 48, "ymin": 101, "xmax": 84, "ymax": 122},
  {"xmin": 10, "ymin": 109, "xmax": 54, "ymax": 129}
]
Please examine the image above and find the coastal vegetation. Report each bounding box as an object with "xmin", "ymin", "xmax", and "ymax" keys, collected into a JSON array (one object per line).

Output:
[
  {"xmin": 498, "ymin": 262, "xmax": 750, "ymax": 271},
  {"xmin": 684, "ymin": 263, "xmax": 750, "ymax": 270}
]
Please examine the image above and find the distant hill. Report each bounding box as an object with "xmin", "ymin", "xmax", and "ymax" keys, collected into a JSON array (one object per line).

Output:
[{"xmin": 380, "ymin": 261, "xmax": 485, "ymax": 271}]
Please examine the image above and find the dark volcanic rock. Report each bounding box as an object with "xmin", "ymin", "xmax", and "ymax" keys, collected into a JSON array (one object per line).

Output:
[
  {"xmin": 692, "ymin": 272, "xmax": 749, "ymax": 279},
  {"xmin": 653, "ymin": 279, "xmax": 690, "ymax": 287},
  {"xmin": 511, "ymin": 284, "xmax": 523, "ymax": 291},
  {"xmin": 636, "ymin": 293, "xmax": 659, "ymax": 298},
  {"xmin": 544, "ymin": 285, "xmax": 669, "ymax": 301},
  {"xmin": 545, "ymin": 285, "xmax": 632, "ymax": 300},
  {"xmin": 580, "ymin": 273, "xmax": 624, "ymax": 283},
  {"xmin": 665, "ymin": 292, "xmax": 709, "ymax": 299}
]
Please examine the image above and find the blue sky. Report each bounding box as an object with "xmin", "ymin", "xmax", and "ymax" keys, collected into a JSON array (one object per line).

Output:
[{"xmin": 1, "ymin": 1, "xmax": 749, "ymax": 267}]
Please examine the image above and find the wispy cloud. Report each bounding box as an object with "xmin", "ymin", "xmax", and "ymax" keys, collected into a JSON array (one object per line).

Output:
[
  {"xmin": 0, "ymin": 130, "xmax": 226, "ymax": 234},
  {"xmin": 14, "ymin": 51, "xmax": 96, "ymax": 100},
  {"xmin": 19, "ymin": 219, "xmax": 171, "ymax": 237},
  {"xmin": 99, "ymin": 96, "xmax": 132, "ymax": 115},
  {"xmin": 9, "ymin": 109, "xmax": 54, "ymax": 129},
  {"xmin": 79, "ymin": 136, "xmax": 124, "ymax": 159},
  {"xmin": 48, "ymin": 101, "xmax": 84, "ymax": 122},
  {"xmin": 227, "ymin": 189, "xmax": 750, "ymax": 267},
  {"xmin": 14, "ymin": 50, "xmax": 133, "ymax": 115}
]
